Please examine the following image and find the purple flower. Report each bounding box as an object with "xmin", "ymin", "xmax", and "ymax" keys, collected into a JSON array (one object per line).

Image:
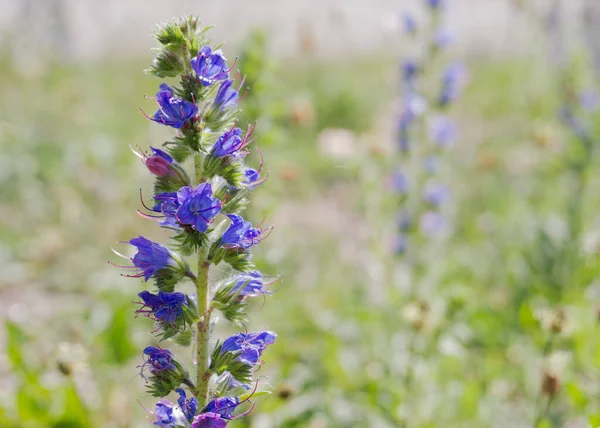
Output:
[
  {"xmin": 560, "ymin": 107, "xmax": 588, "ymax": 140},
  {"xmin": 202, "ymin": 397, "xmax": 240, "ymax": 420},
  {"xmin": 176, "ymin": 388, "xmax": 199, "ymax": 423},
  {"xmin": 402, "ymin": 61, "xmax": 418, "ymax": 86},
  {"xmin": 220, "ymin": 214, "xmax": 262, "ymax": 249},
  {"xmin": 154, "ymin": 399, "xmax": 187, "ymax": 427},
  {"xmin": 398, "ymin": 210, "xmax": 411, "ymax": 231},
  {"xmin": 232, "ymin": 271, "xmax": 270, "ymax": 297},
  {"xmin": 129, "ymin": 236, "xmax": 175, "ymax": 281},
  {"xmin": 428, "ymin": 116, "xmax": 457, "ymax": 147},
  {"xmin": 434, "ymin": 27, "xmax": 453, "ymax": 48},
  {"xmin": 243, "ymin": 168, "xmax": 261, "ymax": 189},
  {"xmin": 392, "ymin": 170, "xmax": 409, "ymax": 193},
  {"xmin": 190, "ymin": 46, "xmax": 230, "ymax": 87},
  {"xmin": 423, "ymin": 183, "xmax": 450, "ymax": 206},
  {"xmin": 420, "ymin": 211, "xmax": 446, "ymax": 237},
  {"xmin": 395, "ymin": 234, "xmax": 408, "ymax": 254},
  {"xmin": 402, "ymin": 13, "xmax": 417, "ymax": 34},
  {"xmin": 137, "ymin": 291, "xmax": 187, "ymax": 323},
  {"xmin": 220, "ymin": 331, "xmax": 277, "ymax": 365},
  {"xmin": 215, "ymin": 80, "xmax": 239, "ymax": 110},
  {"xmin": 211, "ymin": 128, "xmax": 246, "ymax": 158},
  {"xmin": 192, "ymin": 413, "xmax": 227, "ymax": 428},
  {"xmin": 153, "ymin": 192, "xmax": 181, "ymax": 228},
  {"xmin": 440, "ymin": 62, "xmax": 467, "ymax": 106},
  {"xmin": 176, "ymin": 183, "xmax": 222, "ymax": 232},
  {"xmin": 398, "ymin": 109, "xmax": 415, "ymax": 151},
  {"xmin": 427, "ymin": 0, "xmax": 443, "ymax": 9},
  {"xmin": 580, "ymin": 90, "xmax": 599, "ymax": 112},
  {"xmin": 143, "ymin": 347, "xmax": 176, "ymax": 374},
  {"xmin": 152, "ymin": 84, "xmax": 198, "ymax": 128}
]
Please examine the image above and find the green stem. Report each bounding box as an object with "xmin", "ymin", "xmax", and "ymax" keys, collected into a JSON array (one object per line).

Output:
[
  {"xmin": 193, "ymin": 144, "xmax": 211, "ymax": 405},
  {"xmin": 195, "ymin": 257, "xmax": 211, "ymax": 405}
]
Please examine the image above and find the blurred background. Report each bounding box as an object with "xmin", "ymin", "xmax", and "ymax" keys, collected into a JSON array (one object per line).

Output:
[{"xmin": 2, "ymin": 0, "xmax": 600, "ymax": 427}]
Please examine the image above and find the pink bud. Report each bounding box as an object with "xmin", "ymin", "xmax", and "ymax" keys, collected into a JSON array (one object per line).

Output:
[{"xmin": 145, "ymin": 156, "xmax": 173, "ymax": 176}]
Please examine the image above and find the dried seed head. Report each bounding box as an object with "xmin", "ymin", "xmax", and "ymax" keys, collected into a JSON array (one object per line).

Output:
[
  {"xmin": 550, "ymin": 308, "xmax": 566, "ymax": 334},
  {"xmin": 541, "ymin": 371, "xmax": 560, "ymax": 397}
]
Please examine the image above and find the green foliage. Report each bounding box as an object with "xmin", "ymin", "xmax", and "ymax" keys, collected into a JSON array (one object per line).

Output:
[
  {"xmin": 212, "ymin": 278, "xmax": 250, "ymax": 324},
  {"xmin": 209, "ymin": 343, "xmax": 253, "ymax": 385},
  {"xmin": 99, "ymin": 305, "xmax": 138, "ymax": 365}
]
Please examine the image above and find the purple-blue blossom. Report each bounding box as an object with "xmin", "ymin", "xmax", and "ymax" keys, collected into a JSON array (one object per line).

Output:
[
  {"xmin": 402, "ymin": 13, "xmax": 417, "ymax": 34},
  {"xmin": 402, "ymin": 60, "xmax": 418, "ymax": 86},
  {"xmin": 220, "ymin": 214, "xmax": 262, "ymax": 249},
  {"xmin": 137, "ymin": 291, "xmax": 187, "ymax": 323},
  {"xmin": 398, "ymin": 210, "xmax": 411, "ymax": 231},
  {"xmin": 395, "ymin": 234, "xmax": 408, "ymax": 254},
  {"xmin": 392, "ymin": 170, "xmax": 409, "ymax": 193},
  {"xmin": 202, "ymin": 397, "xmax": 240, "ymax": 420},
  {"xmin": 191, "ymin": 413, "xmax": 227, "ymax": 428},
  {"xmin": 128, "ymin": 236, "xmax": 175, "ymax": 281},
  {"xmin": 423, "ymin": 183, "xmax": 450, "ymax": 206},
  {"xmin": 429, "ymin": 116, "xmax": 457, "ymax": 148},
  {"xmin": 427, "ymin": 0, "xmax": 443, "ymax": 9},
  {"xmin": 211, "ymin": 127, "xmax": 247, "ymax": 158},
  {"xmin": 152, "ymin": 84, "xmax": 198, "ymax": 129},
  {"xmin": 176, "ymin": 183, "xmax": 222, "ymax": 232},
  {"xmin": 176, "ymin": 388, "xmax": 199, "ymax": 423},
  {"xmin": 215, "ymin": 80, "xmax": 239, "ymax": 110},
  {"xmin": 243, "ymin": 168, "xmax": 261, "ymax": 189},
  {"xmin": 440, "ymin": 62, "xmax": 467, "ymax": 106},
  {"xmin": 154, "ymin": 399, "xmax": 187, "ymax": 427},
  {"xmin": 398, "ymin": 109, "xmax": 415, "ymax": 151},
  {"xmin": 231, "ymin": 271, "xmax": 269, "ymax": 297},
  {"xmin": 153, "ymin": 192, "xmax": 181, "ymax": 228},
  {"xmin": 580, "ymin": 89, "xmax": 599, "ymax": 112},
  {"xmin": 143, "ymin": 346, "xmax": 176, "ymax": 374},
  {"xmin": 560, "ymin": 107, "xmax": 589, "ymax": 140},
  {"xmin": 190, "ymin": 46, "xmax": 230, "ymax": 86},
  {"xmin": 434, "ymin": 27, "xmax": 453, "ymax": 48},
  {"xmin": 220, "ymin": 331, "xmax": 277, "ymax": 365},
  {"xmin": 420, "ymin": 210, "xmax": 446, "ymax": 237}
]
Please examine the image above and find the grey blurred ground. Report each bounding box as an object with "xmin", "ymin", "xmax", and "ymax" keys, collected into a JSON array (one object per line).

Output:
[{"xmin": 0, "ymin": 0, "xmax": 597, "ymax": 63}]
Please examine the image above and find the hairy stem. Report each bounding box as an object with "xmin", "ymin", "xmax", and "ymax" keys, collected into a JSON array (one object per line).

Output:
[
  {"xmin": 195, "ymin": 257, "xmax": 211, "ymax": 404},
  {"xmin": 193, "ymin": 145, "xmax": 211, "ymax": 404}
]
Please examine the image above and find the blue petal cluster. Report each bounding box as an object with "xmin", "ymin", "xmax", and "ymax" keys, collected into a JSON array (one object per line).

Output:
[
  {"xmin": 231, "ymin": 271, "xmax": 269, "ymax": 297},
  {"xmin": 176, "ymin": 183, "xmax": 222, "ymax": 232},
  {"xmin": 211, "ymin": 128, "xmax": 245, "ymax": 158},
  {"xmin": 190, "ymin": 46, "xmax": 230, "ymax": 86},
  {"xmin": 202, "ymin": 397, "xmax": 240, "ymax": 420},
  {"xmin": 129, "ymin": 236, "xmax": 175, "ymax": 281},
  {"xmin": 176, "ymin": 388, "xmax": 199, "ymax": 423},
  {"xmin": 153, "ymin": 84, "xmax": 199, "ymax": 128},
  {"xmin": 215, "ymin": 80, "xmax": 239, "ymax": 110},
  {"xmin": 220, "ymin": 214, "xmax": 262, "ymax": 249},
  {"xmin": 138, "ymin": 291, "xmax": 187, "ymax": 323},
  {"xmin": 191, "ymin": 413, "xmax": 227, "ymax": 428},
  {"xmin": 154, "ymin": 399, "xmax": 187, "ymax": 427},
  {"xmin": 143, "ymin": 346, "xmax": 176, "ymax": 374},
  {"xmin": 220, "ymin": 331, "xmax": 277, "ymax": 365}
]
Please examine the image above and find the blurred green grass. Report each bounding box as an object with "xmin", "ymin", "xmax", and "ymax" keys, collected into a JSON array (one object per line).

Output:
[{"xmin": 1, "ymin": 46, "xmax": 600, "ymax": 427}]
